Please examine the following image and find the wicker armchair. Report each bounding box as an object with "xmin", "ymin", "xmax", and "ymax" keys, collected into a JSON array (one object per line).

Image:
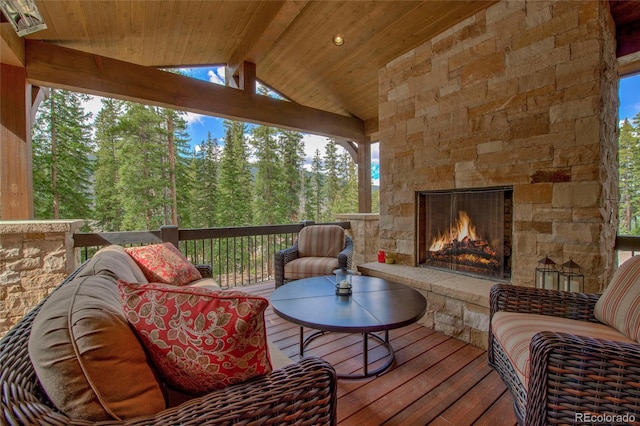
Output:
[
  {"xmin": 488, "ymin": 283, "xmax": 640, "ymax": 425},
  {"xmin": 274, "ymin": 225, "xmax": 353, "ymax": 288},
  {"xmin": 0, "ymin": 263, "xmax": 338, "ymax": 426}
]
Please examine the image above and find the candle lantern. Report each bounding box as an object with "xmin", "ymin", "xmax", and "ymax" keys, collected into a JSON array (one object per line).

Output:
[
  {"xmin": 560, "ymin": 258, "xmax": 584, "ymax": 293},
  {"xmin": 535, "ymin": 255, "xmax": 559, "ymax": 290},
  {"xmin": 334, "ymin": 267, "xmax": 353, "ymax": 296}
]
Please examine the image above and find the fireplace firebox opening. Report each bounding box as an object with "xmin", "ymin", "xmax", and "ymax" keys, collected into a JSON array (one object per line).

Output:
[{"xmin": 417, "ymin": 187, "xmax": 512, "ymax": 281}]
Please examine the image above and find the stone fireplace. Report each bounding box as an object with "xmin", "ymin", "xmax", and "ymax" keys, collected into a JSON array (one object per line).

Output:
[
  {"xmin": 417, "ymin": 187, "xmax": 512, "ymax": 281},
  {"xmin": 377, "ymin": 0, "xmax": 619, "ymax": 293}
]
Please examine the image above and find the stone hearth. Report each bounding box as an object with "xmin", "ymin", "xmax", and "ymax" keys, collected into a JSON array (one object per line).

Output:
[{"xmin": 358, "ymin": 262, "xmax": 492, "ymax": 349}]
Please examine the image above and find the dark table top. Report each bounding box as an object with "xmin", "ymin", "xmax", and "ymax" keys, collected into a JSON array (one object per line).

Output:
[{"xmin": 271, "ymin": 275, "xmax": 427, "ymax": 333}]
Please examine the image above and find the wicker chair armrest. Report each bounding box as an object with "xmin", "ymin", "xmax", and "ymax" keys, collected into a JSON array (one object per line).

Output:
[
  {"xmin": 338, "ymin": 236, "xmax": 354, "ymax": 270},
  {"xmin": 526, "ymin": 331, "xmax": 640, "ymax": 425},
  {"xmin": 276, "ymin": 244, "xmax": 300, "ymax": 263},
  {"xmin": 195, "ymin": 264, "xmax": 212, "ymax": 278},
  {"xmin": 490, "ymin": 284, "xmax": 600, "ymax": 322},
  {"xmin": 137, "ymin": 357, "xmax": 337, "ymax": 426},
  {"xmin": 274, "ymin": 245, "xmax": 300, "ymax": 288}
]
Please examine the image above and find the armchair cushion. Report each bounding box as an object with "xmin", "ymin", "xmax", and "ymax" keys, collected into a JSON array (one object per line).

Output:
[
  {"xmin": 297, "ymin": 225, "xmax": 345, "ymax": 258},
  {"xmin": 284, "ymin": 257, "xmax": 340, "ymax": 280},
  {"xmin": 125, "ymin": 242, "xmax": 202, "ymax": 286},
  {"xmin": 118, "ymin": 281, "xmax": 272, "ymax": 395},
  {"xmin": 594, "ymin": 255, "xmax": 640, "ymax": 342},
  {"xmin": 492, "ymin": 311, "xmax": 635, "ymax": 388}
]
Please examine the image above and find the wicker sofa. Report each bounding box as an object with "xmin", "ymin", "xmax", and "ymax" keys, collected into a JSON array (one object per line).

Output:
[
  {"xmin": 0, "ymin": 244, "xmax": 337, "ymax": 425},
  {"xmin": 488, "ymin": 256, "xmax": 640, "ymax": 425}
]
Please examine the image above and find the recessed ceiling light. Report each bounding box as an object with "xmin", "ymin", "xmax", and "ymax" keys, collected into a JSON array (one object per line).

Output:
[{"xmin": 333, "ymin": 35, "xmax": 344, "ymax": 46}]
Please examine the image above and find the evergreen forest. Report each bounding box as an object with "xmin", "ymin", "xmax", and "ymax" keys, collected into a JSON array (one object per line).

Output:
[
  {"xmin": 619, "ymin": 115, "xmax": 640, "ymax": 235},
  {"xmin": 31, "ymin": 89, "xmax": 380, "ymax": 232}
]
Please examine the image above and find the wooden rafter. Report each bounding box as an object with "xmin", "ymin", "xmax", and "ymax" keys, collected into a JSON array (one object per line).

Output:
[{"xmin": 25, "ymin": 40, "xmax": 364, "ymax": 142}]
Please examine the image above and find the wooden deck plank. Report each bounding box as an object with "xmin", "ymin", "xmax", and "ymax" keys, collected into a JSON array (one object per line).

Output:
[
  {"xmin": 240, "ymin": 281, "xmax": 518, "ymax": 426},
  {"xmin": 473, "ymin": 390, "xmax": 519, "ymax": 426},
  {"xmin": 341, "ymin": 345, "xmax": 484, "ymax": 425}
]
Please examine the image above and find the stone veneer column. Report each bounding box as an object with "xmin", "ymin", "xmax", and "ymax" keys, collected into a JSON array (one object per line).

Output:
[
  {"xmin": 378, "ymin": 0, "xmax": 618, "ymax": 292},
  {"xmin": 0, "ymin": 220, "xmax": 83, "ymax": 336},
  {"xmin": 335, "ymin": 213, "xmax": 380, "ymax": 270}
]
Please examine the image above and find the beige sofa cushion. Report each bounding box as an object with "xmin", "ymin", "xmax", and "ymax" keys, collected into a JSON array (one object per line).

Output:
[
  {"xmin": 28, "ymin": 251, "xmax": 165, "ymax": 421},
  {"xmin": 491, "ymin": 311, "xmax": 635, "ymax": 388},
  {"xmin": 76, "ymin": 244, "xmax": 148, "ymax": 284},
  {"xmin": 188, "ymin": 276, "xmax": 221, "ymax": 290}
]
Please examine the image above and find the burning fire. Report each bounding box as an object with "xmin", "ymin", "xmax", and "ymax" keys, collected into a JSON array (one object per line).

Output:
[{"xmin": 429, "ymin": 211, "xmax": 479, "ymax": 251}]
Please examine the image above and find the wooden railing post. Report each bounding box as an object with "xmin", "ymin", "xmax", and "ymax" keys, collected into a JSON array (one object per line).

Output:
[{"xmin": 161, "ymin": 225, "xmax": 179, "ymax": 248}]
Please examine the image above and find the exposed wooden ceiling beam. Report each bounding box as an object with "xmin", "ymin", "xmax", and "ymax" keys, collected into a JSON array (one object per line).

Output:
[
  {"xmin": 25, "ymin": 40, "xmax": 364, "ymax": 141},
  {"xmin": 1, "ymin": 23, "xmax": 25, "ymax": 67}
]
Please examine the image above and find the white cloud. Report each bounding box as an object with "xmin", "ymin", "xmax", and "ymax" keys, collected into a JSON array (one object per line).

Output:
[
  {"xmin": 184, "ymin": 112, "xmax": 204, "ymax": 125},
  {"xmin": 207, "ymin": 67, "xmax": 225, "ymax": 85}
]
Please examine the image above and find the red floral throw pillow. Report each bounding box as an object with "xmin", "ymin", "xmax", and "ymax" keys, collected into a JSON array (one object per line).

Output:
[
  {"xmin": 118, "ymin": 281, "xmax": 272, "ymax": 395},
  {"xmin": 125, "ymin": 243, "xmax": 202, "ymax": 286}
]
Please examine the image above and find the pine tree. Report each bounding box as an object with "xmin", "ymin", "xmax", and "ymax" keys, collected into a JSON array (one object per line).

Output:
[
  {"xmin": 619, "ymin": 117, "xmax": 640, "ymax": 234},
  {"xmin": 94, "ymin": 98, "xmax": 125, "ymax": 231},
  {"xmin": 323, "ymin": 139, "xmax": 341, "ymax": 221},
  {"xmin": 165, "ymin": 109, "xmax": 193, "ymax": 227},
  {"xmin": 278, "ymin": 130, "xmax": 305, "ymax": 223},
  {"xmin": 218, "ymin": 120, "xmax": 253, "ymax": 226},
  {"xmin": 251, "ymin": 124, "xmax": 282, "ymax": 224},
  {"xmin": 117, "ymin": 103, "xmax": 166, "ymax": 230},
  {"xmin": 32, "ymin": 89, "xmax": 94, "ymax": 220},
  {"xmin": 333, "ymin": 152, "xmax": 358, "ymax": 214},
  {"xmin": 190, "ymin": 132, "xmax": 219, "ymax": 227},
  {"xmin": 304, "ymin": 149, "xmax": 324, "ymax": 221}
]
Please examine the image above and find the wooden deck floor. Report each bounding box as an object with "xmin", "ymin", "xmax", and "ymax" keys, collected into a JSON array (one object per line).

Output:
[{"xmin": 243, "ymin": 282, "xmax": 518, "ymax": 426}]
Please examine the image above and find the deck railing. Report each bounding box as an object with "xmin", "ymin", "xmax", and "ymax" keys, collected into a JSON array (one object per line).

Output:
[
  {"xmin": 73, "ymin": 221, "xmax": 350, "ymax": 288},
  {"xmin": 615, "ymin": 235, "xmax": 640, "ymax": 265}
]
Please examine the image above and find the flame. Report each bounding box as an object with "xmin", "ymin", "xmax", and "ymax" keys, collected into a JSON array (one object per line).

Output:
[{"xmin": 429, "ymin": 211, "xmax": 479, "ymax": 252}]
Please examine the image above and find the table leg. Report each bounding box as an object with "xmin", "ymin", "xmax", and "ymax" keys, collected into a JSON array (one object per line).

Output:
[
  {"xmin": 299, "ymin": 326, "xmax": 304, "ymax": 357},
  {"xmin": 363, "ymin": 333, "xmax": 368, "ymax": 376}
]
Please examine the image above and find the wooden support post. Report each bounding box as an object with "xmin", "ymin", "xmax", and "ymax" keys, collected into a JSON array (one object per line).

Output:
[
  {"xmin": 1, "ymin": 64, "xmax": 33, "ymax": 219},
  {"xmin": 160, "ymin": 225, "xmax": 180, "ymax": 248}
]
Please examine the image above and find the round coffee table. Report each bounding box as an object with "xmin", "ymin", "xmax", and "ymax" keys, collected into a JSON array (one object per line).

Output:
[{"xmin": 270, "ymin": 275, "xmax": 427, "ymax": 379}]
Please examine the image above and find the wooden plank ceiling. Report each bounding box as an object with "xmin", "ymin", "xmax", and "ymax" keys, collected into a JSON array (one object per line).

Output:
[
  {"xmin": 14, "ymin": 1, "xmax": 640, "ymax": 129},
  {"xmin": 25, "ymin": 0, "xmax": 496, "ymax": 128}
]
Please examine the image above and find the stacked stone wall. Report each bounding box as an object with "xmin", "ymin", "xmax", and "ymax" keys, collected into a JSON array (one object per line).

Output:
[
  {"xmin": 378, "ymin": 0, "xmax": 618, "ymax": 292},
  {"xmin": 0, "ymin": 220, "xmax": 82, "ymax": 337},
  {"xmin": 335, "ymin": 213, "xmax": 380, "ymax": 269}
]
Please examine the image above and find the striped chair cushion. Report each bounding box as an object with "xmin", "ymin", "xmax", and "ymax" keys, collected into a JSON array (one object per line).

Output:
[
  {"xmin": 594, "ymin": 255, "xmax": 640, "ymax": 342},
  {"xmin": 491, "ymin": 311, "xmax": 634, "ymax": 388},
  {"xmin": 297, "ymin": 225, "xmax": 345, "ymax": 258},
  {"xmin": 284, "ymin": 257, "xmax": 340, "ymax": 280}
]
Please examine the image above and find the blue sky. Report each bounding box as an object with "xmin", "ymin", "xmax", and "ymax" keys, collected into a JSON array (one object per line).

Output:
[{"xmin": 620, "ymin": 74, "xmax": 640, "ymax": 121}]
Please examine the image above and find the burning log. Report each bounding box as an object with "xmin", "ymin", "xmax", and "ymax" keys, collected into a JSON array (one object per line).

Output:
[
  {"xmin": 427, "ymin": 210, "xmax": 501, "ymax": 271},
  {"xmin": 428, "ymin": 237, "xmax": 500, "ymax": 269}
]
